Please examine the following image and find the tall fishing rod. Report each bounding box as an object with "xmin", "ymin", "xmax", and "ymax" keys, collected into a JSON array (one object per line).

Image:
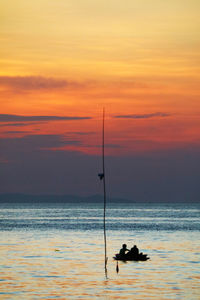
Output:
[{"xmin": 98, "ymin": 108, "xmax": 108, "ymax": 277}]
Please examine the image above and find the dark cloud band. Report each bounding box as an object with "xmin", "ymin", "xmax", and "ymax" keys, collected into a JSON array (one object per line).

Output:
[
  {"xmin": 0, "ymin": 134, "xmax": 80, "ymax": 153},
  {"xmin": 114, "ymin": 112, "xmax": 171, "ymax": 119},
  {"xmin": 0, "ymin": 114, "xmax": 91, "ymax": 122}
]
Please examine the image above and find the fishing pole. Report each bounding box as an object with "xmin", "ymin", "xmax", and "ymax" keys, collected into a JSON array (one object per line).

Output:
[
  {"xmin": 102, "ymin": 108, "xmax": 108, "ymax": 277},
  {"xmin": 98, "ymin": 108, "xmax": 108, "ymax": 277}
]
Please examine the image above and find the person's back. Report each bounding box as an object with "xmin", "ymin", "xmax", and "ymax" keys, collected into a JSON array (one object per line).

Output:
[
  {"xmin": 130, "ymin": 245, "xmax": 139, "ymax": 257},
  {"xmin": 119, "ymin": 244, "xmax": 129, "ymax": 257}
]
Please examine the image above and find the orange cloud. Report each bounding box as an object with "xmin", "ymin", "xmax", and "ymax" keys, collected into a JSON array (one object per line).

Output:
[{"xmin": 0, "ymin": 76, "xmax": 83, "ymax": 92}]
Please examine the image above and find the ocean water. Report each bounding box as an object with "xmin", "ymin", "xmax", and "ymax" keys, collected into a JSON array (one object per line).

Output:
[{"xmin": 0, "ymin": 202, "xmax": 199, "ymax": 299}]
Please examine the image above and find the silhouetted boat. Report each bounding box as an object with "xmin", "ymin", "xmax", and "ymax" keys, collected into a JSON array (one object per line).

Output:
[{"xmin": 113, "ymin": 253, "xmax": 150, "ymax": 261}]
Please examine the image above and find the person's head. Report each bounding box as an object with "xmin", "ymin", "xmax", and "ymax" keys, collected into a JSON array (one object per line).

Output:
[{"xmin": 122, "ymin": 244, "xmax": 127, "ymax": 249}]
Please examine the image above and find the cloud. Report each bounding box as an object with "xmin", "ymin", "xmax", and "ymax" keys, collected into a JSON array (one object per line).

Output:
[
  {"xmin": 114, "ymin": 112, "xmax": 171, "ymax": 119},
  {"xmin": 0, "ymin": 114, "xmax": 91, "ymax": 122},
  {"xmin": 95, "ymin": 143, "xmax": 121, "ymax": 148},
  {"xmin": 0, "ymin": 134, "xmax": 80, "ymax": 154},
  {"xmin": 0, "ymin": 76, "xmax": 82, "ymax": 91},
  {"xmin": 0, "ymin": 122, "xmax": 32, "ymax": 127},
  {"xmin": 66, "ymin": 131, "xmax": 95, "ymax": 136},
  {"xmin": 3, "ymin": 131, "xmax": 30, "ymax": 134}
]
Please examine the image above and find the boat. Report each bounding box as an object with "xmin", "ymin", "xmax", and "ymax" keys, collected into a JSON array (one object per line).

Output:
[{"xmin": 113, "ymin": 253, "xmax": 150, "ymax": 261}]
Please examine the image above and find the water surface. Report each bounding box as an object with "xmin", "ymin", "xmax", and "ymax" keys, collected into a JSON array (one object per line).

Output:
[{"xmin": 0, "ymin": 202, "xmax": 199, "ymax": 299}]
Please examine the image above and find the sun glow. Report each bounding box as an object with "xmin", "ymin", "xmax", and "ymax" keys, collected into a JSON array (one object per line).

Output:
[{"xmin": 0, "ymin": 0, "xmax": 200, "ymax": 156}]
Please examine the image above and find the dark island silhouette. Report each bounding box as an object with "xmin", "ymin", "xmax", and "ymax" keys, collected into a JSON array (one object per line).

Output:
[{"xmin": 0, "ymin": 193, "xmax": 198, "ymax": 203}]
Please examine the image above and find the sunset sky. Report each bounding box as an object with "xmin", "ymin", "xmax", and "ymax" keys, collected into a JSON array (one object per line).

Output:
[{"xmin": 0, "ymin": 0, "xmax": 199, "ymax": 200}]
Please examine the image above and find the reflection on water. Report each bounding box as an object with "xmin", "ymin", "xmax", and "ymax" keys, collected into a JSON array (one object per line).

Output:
[{"xmin": 0, "ymin": 203, "xmax": 199, "ymax": 299}]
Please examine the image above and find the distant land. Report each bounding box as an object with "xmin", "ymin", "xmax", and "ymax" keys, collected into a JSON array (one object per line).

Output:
[
  {"xmin": 0, "ymin": 193, "xmax": 199, "ymax": 203},
  {"xmin": 0, "ymin": 193, "xmax": 127, "ymax": 203}
]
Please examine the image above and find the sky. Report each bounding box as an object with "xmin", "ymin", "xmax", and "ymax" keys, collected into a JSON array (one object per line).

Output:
[{"xmin": 0, "ymin": 0, "xmax": 200, "ymax": 201}]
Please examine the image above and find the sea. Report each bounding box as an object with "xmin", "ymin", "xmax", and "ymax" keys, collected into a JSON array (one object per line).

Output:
[{"xmin": 0, "ymin": 201, "xmax": 199, "ymax": 299}]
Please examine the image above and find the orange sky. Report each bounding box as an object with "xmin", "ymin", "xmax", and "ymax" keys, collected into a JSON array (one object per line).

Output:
[{"xmin": 0, "ymin": 0, "xmax": 200, "ymax": 156}]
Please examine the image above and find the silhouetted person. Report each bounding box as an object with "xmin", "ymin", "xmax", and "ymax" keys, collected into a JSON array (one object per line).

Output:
[
  {"xmin": 128, "ymin": 245, "xmax": 139, "ymax": 258},
  {"xmin": 119, "ymin": 244, "xmax": 130, "ymax": 257}
]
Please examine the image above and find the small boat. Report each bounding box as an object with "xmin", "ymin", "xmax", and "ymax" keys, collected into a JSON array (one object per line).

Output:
[{"xmin": 113, "ymin": 253, "xmax": 150, "ymax": 261}]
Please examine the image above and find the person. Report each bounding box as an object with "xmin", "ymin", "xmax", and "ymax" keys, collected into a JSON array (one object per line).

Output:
[
  {"xmin": 129, "ymin": 245, "xmax": 139, "ymax": 258},
  {"xmin": 119, "ymin": 244, "xmax": 130, "ymax": 257}
]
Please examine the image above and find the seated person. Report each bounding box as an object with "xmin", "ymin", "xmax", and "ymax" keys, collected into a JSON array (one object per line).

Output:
[
  {"xmin": 119, "ymin": 244, "xmax": 130, "ymax": 257},
  {"xmin": 128, "ymin": 245, "xmax": 139, "ymax": 258}
]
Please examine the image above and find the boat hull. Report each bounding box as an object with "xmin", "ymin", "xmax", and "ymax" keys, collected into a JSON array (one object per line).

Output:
[{"xmin": 113, "ymin": 253, "xmax": 150, "ymax": 261}]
